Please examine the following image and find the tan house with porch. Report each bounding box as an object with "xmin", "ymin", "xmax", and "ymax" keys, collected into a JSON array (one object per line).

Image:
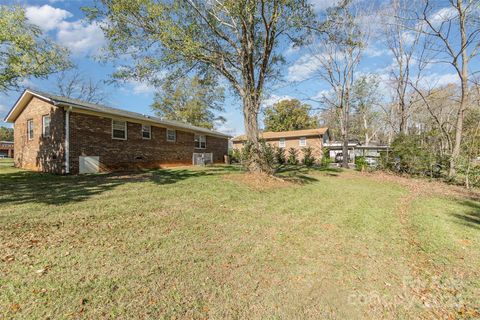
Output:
[
  {"xmin": 232, "ymin": 128, "xmax": 329, "ymax": 159},
  {"xmin": 0, "ymin": 141, "xmax": 14, "ymax": 158}
]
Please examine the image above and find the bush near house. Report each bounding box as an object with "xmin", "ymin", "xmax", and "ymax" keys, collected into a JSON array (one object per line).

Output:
[
  {"xmin": 355, "ymin": 156, "xmax": 368, "ymax": 172},
  {"xmin": 239, "ymin": 140, "xmax": 276, "ymax": 170},
  {"xmin": 302, "ymin": 147, "xmax": 315, "ymax": 167},
  {"xmin": 320, "ymin": 147, "xmax": 332, "ymax": 168},
  {"xmin": 275, "ymin": 146, "xmax": 286, "ymax": 165},
  {"xmin": 228, "ymin": 149, "xmax": 241, "ymax": 164},
  {"xmin": 287, "ymin": 147, "xmax": 299, "ymax": 165}
]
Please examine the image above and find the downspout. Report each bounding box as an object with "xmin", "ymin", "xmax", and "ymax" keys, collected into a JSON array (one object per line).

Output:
[{"xmin": 65, "ymin": 106, "xmax": 71, "ymax": 174}]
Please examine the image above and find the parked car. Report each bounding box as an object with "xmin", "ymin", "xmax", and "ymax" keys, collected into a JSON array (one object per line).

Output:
[
  {"xmin": 365, "ymin": 157, "xmax": 378, "ymax": 167},
  {"xmin": 335, "ymin": 152, "xmax": 344, "ymax": 163}
]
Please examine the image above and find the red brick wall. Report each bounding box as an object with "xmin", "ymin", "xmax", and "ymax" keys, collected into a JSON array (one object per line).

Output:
[
  {"xmin": 13, "ymin": 97, "xmax": 65, "ymax": 173},
  {"xmin": 69, "ymin": 111, "xmax": 228, "ymax": 174},
  {"xmin": 13, "ymin": 98, "xmax": 228, "ymax": 174}
]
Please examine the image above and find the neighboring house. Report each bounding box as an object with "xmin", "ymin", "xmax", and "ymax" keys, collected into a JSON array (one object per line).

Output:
[
  {"xmin": 232, "ymin": 128, "xmax": 329, "ymax": 159},
  {"xmin": 4, "ymin": 89, "xmax": 229, "ymax": 174},
  {"xmin": 0, "ymin": 141, "xmax": 14, "ymax": 158},
  {"xmin": 326, "ymin": 140, "xmax": 390, "ymax": 164}
]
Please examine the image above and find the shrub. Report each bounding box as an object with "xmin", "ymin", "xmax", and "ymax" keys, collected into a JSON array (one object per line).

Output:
[
  {"xmin": 457, "ymin": 155, "xmax": 480, "ymax": 188},
  {"xmin": 261, "ymin": 140, "xmax": 276, "ymax": 168},
  {"xmin": 302, "ymin": 147, "xmax": 315, "ymax": 167},
  {"xmin": 355, "ymin": 156, "xmax": 368, "ymax": 172},
  {"xmin": 239, "ymin": 140, "xmax": 276, "ymax": 171},
  {"xmin": 228, "ymin": 149, "xmax": 241, "ymax": 164},
  {"xmin": 320, "ymin": 147, "xmax": 332, "ymax": 168},
  {"xmin": 287, "ymin": 147, "xmax": 299, "ymax": 165},
  {"xmin": 377, "ymin": 150, "xmax": 391, "ymax": 170},
  {"xmin": 275, "ymin": 147, "xmax": 286, "ymax": 165},
  {"xmin": 388, "ymin": 134, "xmax": 442, "ymax": 177},
  {"xmin": 240, "ymin": 141, "xmax": 253, "ymax": 164}
]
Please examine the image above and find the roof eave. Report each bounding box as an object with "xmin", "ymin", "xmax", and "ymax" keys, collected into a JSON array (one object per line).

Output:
[
  {"xmin": 4, "ymin": 89, "xmax": 55, "ymax": 123},
  {"xmin": 232, "ymin": 131, "xmax": 327, "ymax": 141},
  {"xmin": 5, "ymin": 89, "xmax": 230, "ymax": 138},
  {"xmin": 54, "ymin": 101, "xmax": 231, "ymax": 139}
]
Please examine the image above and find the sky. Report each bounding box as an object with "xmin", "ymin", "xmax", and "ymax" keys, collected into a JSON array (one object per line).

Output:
[{"xmin": 0, "ymin": 0, "xmax": 473, "ymax": 136}]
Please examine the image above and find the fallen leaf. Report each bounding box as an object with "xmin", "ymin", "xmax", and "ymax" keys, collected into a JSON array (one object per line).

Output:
[
  {"xmin": 10, "ymin": 303, "xmax": 21, "ymax": 311},
  {"xmin": 35, "ymin": 268, "xmax": 46, "ymax": 275}
]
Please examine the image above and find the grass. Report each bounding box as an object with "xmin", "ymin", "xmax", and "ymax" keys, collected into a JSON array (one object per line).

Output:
[
  {"xmin": 0, "ymin": 162, "xmax": 479, "ymax": 319},
  {"xmin": 0, "ymin": 158, "xmax": 14, "ymax": 168}
]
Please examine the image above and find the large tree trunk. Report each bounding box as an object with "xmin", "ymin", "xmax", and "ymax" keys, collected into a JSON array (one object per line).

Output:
[
  {"xmin": 449, "ymin": 92, "xmax": 466, "ymax": 178},
  {"xmin": 449, "ymin": 1, "xmax": 469, "ymax": 179},
  {"xmin": 341, "ymin": 104, "xmax": 350, "ymax": 169},
  {"xmin": 363, "ymin": 113, "xmax": 370, "ymax": 146},
  {"xmin": 399, "ymin": 99, "xmax": 408, "ymax": 134},
  {"xmin": 342, "ymin": 134, "xmax": 349, "ymax": 168},
  {"xmin": 243, "ymin": 95, "xmax": 273, "ymax": 174}
]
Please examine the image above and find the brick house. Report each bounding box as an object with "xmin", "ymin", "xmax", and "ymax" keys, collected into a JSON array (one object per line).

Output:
[
  {"xmin": 232, "ymin": 128, "xmax": 329, "ymax": 160},
  {"xmin": 4, "ymin": 89, "xmax": 229, "ymax": 174}
]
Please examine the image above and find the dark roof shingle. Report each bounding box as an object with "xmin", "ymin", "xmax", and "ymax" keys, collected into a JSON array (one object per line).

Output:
[{"xmin": 8, "ymin": 89, "xmax": 230, "ymax": 138}]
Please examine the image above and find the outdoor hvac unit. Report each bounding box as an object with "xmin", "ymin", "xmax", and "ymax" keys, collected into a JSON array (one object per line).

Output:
[
  {"xmin": 193, "ymin": 153, "xmax": 213, "ymax": 166},
  {"xmin": 79, "ymin": 156, "xmax": 100, "ymax": 174}
]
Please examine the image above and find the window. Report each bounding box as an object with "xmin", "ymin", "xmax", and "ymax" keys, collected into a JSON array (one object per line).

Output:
[
  {"xmin": 299, "ymin": 137, "xmax": 307, "ymax": 147},
  {"xmin": 112, "ymin": 120, "xmax": 127, "ymax": 140},
  {"xmin": 27, "ymin": 119, "xmax": 34, "ymax": 140},
  {"xmin": 42, "ymin": 115, "xmax": 51, "ymax": 137},
  {"xmin": 142, "ymin": 125, "xmax": 151, "ymax": 139},
  {"xmin": 166, "ymin": 129, "xmax": 176, "ymax": 142},
  {"xmin": 194, "ymin": 135, "xmax": 206, "ymax": 149},
  {"xmin": 323, "ymin": 132, "xmax": 329, "ymax": 144},
  {"xmin": 279, "ymin": 138, "xmax": 286, "ymax": 148}
]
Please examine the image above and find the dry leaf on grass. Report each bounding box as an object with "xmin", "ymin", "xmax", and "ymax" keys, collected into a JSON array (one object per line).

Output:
[{"xmin": 223, "ymin": 173, "xmax": 294, "ymax": 190}]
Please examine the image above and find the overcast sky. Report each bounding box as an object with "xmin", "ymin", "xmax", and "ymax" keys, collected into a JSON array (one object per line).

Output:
[{"xmin": 0, "ymin": 0, "xmax": 473, "ymax": 135}]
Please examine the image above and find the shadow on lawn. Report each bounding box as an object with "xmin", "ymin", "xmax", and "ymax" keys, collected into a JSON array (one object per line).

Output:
[
  {"xmin": 151, "ymin": 166, "xmax": 239, "ymax": 184},
  {"xmin": 451, "ymin": 199, "xmax": 480, "ymax": 230},
  {"xmin": 276, "ymin": 165, "xmax": 342, "ymax": 181},
  {"xmin": 0, "ymin": 165, "xmax": 239, "ymax": 206}
]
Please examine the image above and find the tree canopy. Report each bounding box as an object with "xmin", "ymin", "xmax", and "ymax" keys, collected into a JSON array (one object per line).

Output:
[
  {"xmin": 55, "ymin": 70, "xmax": 108, "ymax": 104},
  {"xmin": 0, "ymin": 126, "xmax": 13, "ymax": 141},
  {"xmin": 263, "ymin": 99, "xmax": 318, "ymax": 132},
  {"xmin": 151, "ymin": 76, "xmax": 225, "ymax": 129},
  {"xmin": 0, "ymin": 6, "xmax": 71, "ymax": 92},
  {"xmin": 86, "ymin": 0, "xmax": 316, "ymax": 173}
]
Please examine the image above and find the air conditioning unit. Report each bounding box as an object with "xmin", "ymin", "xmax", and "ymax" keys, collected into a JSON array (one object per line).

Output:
[
  {"xmin": 79, "ymin": 156, "xmax": 100, "ymax": 174},
  {"xmin": 193, "ymin": 153, "xmax": 213, "ymax": 166}
]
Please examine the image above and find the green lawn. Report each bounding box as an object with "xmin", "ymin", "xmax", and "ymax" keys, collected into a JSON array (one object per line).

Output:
[{"xmin": 0, "ymin": 163, "xmax": 479, "ymax": 319}]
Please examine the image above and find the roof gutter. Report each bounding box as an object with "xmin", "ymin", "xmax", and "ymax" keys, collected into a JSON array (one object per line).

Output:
[
  {"xmin": 55, "ymin": 101, "xmax": 231, "ymax": 139},
  {"xmin": 60, "ymin": 103, "xmax": 72, "ymax": 174},
  {"xmin": 4, "ymin": 89, "xmax": 54, "ymax": 122}
]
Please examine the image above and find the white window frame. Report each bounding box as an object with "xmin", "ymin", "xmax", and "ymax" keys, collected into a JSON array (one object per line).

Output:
[
  {"xmin": 299, "ymin": 136, "xmax": 307, "ymax": 147},
  {"xmin": 112, "ymin": 119, "xmax": 127, "ymax": 140},
  {"xmin": 279, "ymin": 138, "xmax": 286, "ymax": 148},
  {"xmin": 194, "ymin": 135, "xmax": 206, "ymax": 149},
  {"xmin": 42, "ymin": 115, "xmax": 51, "ymax": 137},
  {"xmin": 27, "ymin": 119, "xmax": 34, "ymax": 140},
  {"xmin": 142, "ymin": 124, "xmax": 151, "ymax": 140},
  {"xmin": 166, "ymin": 129, "xmax": 176, "ymax": 142}
]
